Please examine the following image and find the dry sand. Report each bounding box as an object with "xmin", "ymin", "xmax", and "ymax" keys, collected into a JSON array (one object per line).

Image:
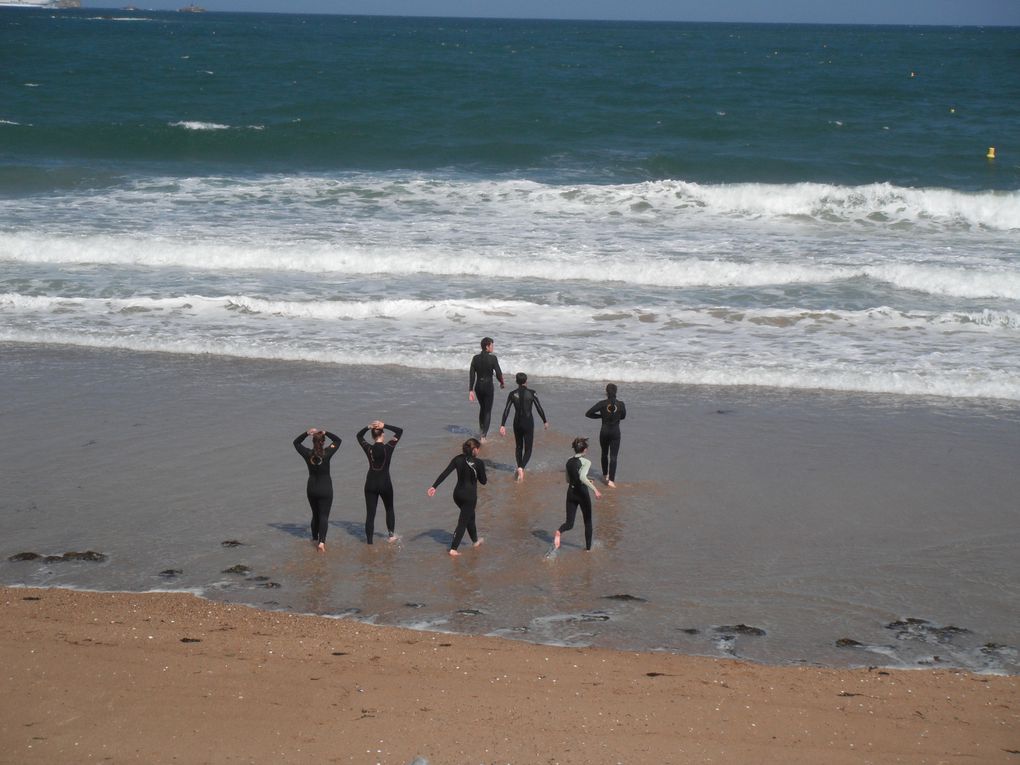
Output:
[{"xmin": 1, "ymin": 586, "xmax": 1016, "ymax": 764}]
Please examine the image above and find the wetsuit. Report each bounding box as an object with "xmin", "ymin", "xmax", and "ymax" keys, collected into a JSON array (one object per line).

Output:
[
  {"xmin": 356, "ymin": 424, "xmax": 403, "ymax": 544},
  {"xmin": 500, "ymin": 385, "xmax": 547, "ymax": 470},
  {"xmin": 469, "ymin": 350, "xmax": 504, "ymax": 437},
  {"xmin": 293, "ymin": 431, "xmax": 341, "ymax": 543},
  {"xmin": 558, "ymin": 454, "xmax": 598, "ymax": 550},
  {"xmin": 432, "ymin": 453, "xmax": 488, "ymax": 551},
  {"xmin": 585, "ymin": 397, "xmax": 627, "ymax": 481}
]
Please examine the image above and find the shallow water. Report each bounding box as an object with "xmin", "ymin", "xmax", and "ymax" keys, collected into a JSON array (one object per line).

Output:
[{"xmin": 2, "ymin": 344, "xmax": 1017, "ymax": 673}]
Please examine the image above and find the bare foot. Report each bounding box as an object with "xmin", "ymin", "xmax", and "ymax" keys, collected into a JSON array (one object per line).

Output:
[
  {"xmin": 480, "ymin": 435, "xmax": 488, "ymax": 443},
  {"xmin": 473, "ymin": 537, "xmax": 485, "ymax": 548},
  {"xmin": 316, "ymin": 542, "xmax": 325, "ymax": 552},
  {"xmin": 607, "ymin": 480, "xmax": 617, "ymax": 488},
  {"xmin": 553, "ymin": 530, "xmax": 561, "ymax": 550},
  {"xmin": 448, "ymin": 549, "xmax": 461, "ymax": 557},
  {"xmin": 516, "ymin": 467, "xmax": 524, "ymax": 482},
  {"xmin": 387, "ymin": 533, "xmax": 399, "ymax": 543}
]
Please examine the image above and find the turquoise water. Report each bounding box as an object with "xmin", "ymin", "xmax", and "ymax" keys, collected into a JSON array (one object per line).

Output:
[{"xmin": 3, "ymin": 12, "xmax": 1018, "ymax": 187}]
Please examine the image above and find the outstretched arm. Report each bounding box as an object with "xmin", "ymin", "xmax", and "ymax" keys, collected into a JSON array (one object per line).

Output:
[{"xmin": 429, "ymin": 458, "xmax": 458, "ymax": 492}]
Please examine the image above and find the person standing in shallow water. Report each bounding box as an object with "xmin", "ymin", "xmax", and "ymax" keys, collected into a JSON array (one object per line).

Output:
[
  {"xmin": 469, "ymin": 336, "xmax": 504, "ymax": 441},
  {"xmin": 554, "ymin": 437, "xmax": 602, "ymax": 552},
  {"xmin": 585, "ymin": 382, "xmax": 627, "ymax": 487},
  {"xmin": 356, "ymin": 420, "xmax": 403, "ymax": 545},
  {"xmin": 428, "ymin": 438, "xmax": 487, "ymax": 557},
  {"xmin": 499, "ymin": 371, "xmax": 548, "ymax": 482},
  {"xmin": 293, "ymin": 428, "xmax": 341, "ymax": 551}
]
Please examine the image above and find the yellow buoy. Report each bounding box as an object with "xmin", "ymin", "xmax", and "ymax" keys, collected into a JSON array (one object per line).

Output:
[{"xmin": 987, "ymin": 147, "xmax": 996, "ymax": 159}]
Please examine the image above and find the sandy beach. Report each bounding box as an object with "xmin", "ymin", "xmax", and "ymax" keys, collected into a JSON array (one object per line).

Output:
[{"xmin": 1, "ymin": 586, "xmax": 1017, "ymax": 764}]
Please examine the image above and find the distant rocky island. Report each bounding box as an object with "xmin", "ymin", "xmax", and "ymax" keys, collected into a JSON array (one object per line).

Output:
[
  {"xmin": 178, "ymin": 3, "xmax": 206, "ymax": 11},
  {"xmin": 0, "ymin": 0, "xmax": 82, "ymax": 8}
]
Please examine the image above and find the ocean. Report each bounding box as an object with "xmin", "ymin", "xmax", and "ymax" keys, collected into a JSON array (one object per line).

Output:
[{"xmin": 1, "ymin": 10, "xmax": 1018, "ymax": 673}]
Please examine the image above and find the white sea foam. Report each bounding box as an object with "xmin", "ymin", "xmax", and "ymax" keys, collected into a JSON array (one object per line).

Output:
[{"xmin": 169, "ymin": 121, "xmax": 231, "ymax": 131}]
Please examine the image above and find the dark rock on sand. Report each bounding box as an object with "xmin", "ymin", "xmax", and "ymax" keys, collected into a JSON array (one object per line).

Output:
[
  {"xmin": 677, "ymin": 628, "xmax": 701, "ymax": 635},
  {"xmin": 260, "ymin": 581, "xmax": 281, "ymax": 589},
  {"xmin": 456, "ymin": 608, "xmax": 483, "ymax": 616},
  {"xmin": 715, "ymin": 624, "xmax": 766, "ymax": 637},
  {"xmin": 180, "ymin": 637, "xmax": 202, "ymax": 643},
  {"xmin": 221, "ymin": 540, "xmax": 244, "ymax": 547},
  {"xmin": 159, "ymin": 569, "xmax": 183, "ymax": 578},
  {"xmin": 836, "ymin": 638, "xmax": 865, "ymax": 648},
  {"xmin": 885, "ymin": 618, "xmax": 971, "ymax": 642},
  {"xmin": 222, "ymin": 564, "xmax": 251, "ymax": 575},
  {"xmin": 8, "ymin": 552, "xmax": 42, "ymax": 562},
  {"xmin": 602, "ymin": 594, "xmax": 647, "ymax": 603}
]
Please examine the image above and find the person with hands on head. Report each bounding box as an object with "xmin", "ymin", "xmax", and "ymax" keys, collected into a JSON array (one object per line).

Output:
[
  {"xmin": 293, "ymin": 427, "xmax": 342, "ymax": 551},
  {"xmin": 356, "ymin": 419, "xmax": 403, "ymax": 545}
]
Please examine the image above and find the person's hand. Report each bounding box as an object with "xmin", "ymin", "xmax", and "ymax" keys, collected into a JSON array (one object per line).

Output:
[
  {"xmin": 370, "ymin": 420, "xmax": 384, "ymax": 430},
  {"xmin": 544, "ymin": 422, "xmax": 550, "ymax": 430},
  {"xmin": 307, "ymin": 427, "xmax": 318, "ymax": 435},
  {"xmin": 499, "ymin": 426, "xmax": 506, "ymax": 437},
  {"xmin": 468, "ymin": 391, "xmax": 476, "ymax": 402},
  {"xmin": 427, "ymin": 487, "xmax": 436, "ymax": 497},
  {"xmin": 594, "ymin": 489, "xmax": 602, "ymax": 500}
]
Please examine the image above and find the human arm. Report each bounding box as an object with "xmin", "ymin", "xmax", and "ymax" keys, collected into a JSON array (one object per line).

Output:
[
  {"xmin": 475, "ymin": 459, "xmax": 487, "ymax": 486},
  {"xmin": 579, "ymin": 456, "xmax": 601, "ymax": 498},
  {"xmin": 617, "ymin": 400, "xmax": 627, "ymax": 421},
  {"xmin": 533, "ymin": 393, "xmax": 548, "ymax": 428},
  {"xmin": 384, "ymin": 423, "xmax": 403, "ymax": 443},
  {"xmin": 500, "ymin": 390, "xmax": 515, "ymax": 428},
  {"xmin": 494, "ymin": 357, "xmax": 505, "ymax": 388},
  {"xmin": 469, "ymin": 355, "xmax": 478, "ymax": 393},
  {"xmin": 324, "ymin": 431, "xmax": 342, "ymax": 452},
  {"xmin": 356, "ymin": 426, "xmax": 371, "ymax": 449},
  {"xmin": 585, "ymin": 401, "xmax": 603, "ymax": 420},
  {"xmin": 429, "ymin": 458, "xmax": 458, "ymax": 493}
]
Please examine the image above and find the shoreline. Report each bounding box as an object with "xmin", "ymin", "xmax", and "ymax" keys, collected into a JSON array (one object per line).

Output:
[{"xmin": 2, "ymin": 585, "xmax": 1017, "ymax": 764}]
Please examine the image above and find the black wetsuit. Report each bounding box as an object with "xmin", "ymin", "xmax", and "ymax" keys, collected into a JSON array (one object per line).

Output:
[
  {"xmin": 500, "ymin": 385, "xmax": 547, "ymax": 470},
  {"xmin": 293, "ymin": 431, "xmax": 341, "ymax": 543},
  {"xmin": 469, "ymin": 350, "xmax": 504, "ymax": 437},
  {"xmin": 432, "ymin": 453, "xmax": 488, "ymax": 550},
  {"xmin": 558, "ymin": 454, "xmax": 595, "ymax": 550},
  {"xmin": 585, "ymin": 397, "xmax": 627, "ymax": 481},
  {"xmin": 357, "ymin": 424, "xmax": 403, "ymax": 544}
]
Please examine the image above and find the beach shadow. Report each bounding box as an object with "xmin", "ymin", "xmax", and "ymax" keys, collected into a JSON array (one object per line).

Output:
[
  {"xmin": 531, "ymin": 529, "xmax": 555, "ymax": 545},
  {"xmin": 332, "ymin": 520, "xmax": 367, "ymax": 541},
  {"xmin": 482, "ymin": 459, "xmax": 517, "ymax": 473},
  {"xmin": 410, "ymin": 528, "xmax": 454, "ymax": 547},
  {"xmin": 268, "ymin": 522, "xmax": 310, "ymax": 540}
]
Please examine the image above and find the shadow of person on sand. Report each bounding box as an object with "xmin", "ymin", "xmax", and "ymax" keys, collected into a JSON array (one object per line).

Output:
[
  {"xmin": 267, "ymin": 522, "xmax": 310, "ymax": 540},
  {"xmin": 332, "ymin": 520, "xmax": 367, "ymax": 541}
]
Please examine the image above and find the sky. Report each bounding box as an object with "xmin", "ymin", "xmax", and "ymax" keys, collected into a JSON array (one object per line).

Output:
[{"xmin": 113, "ymin": 1, "xmax": 1020, "ymax": 27}]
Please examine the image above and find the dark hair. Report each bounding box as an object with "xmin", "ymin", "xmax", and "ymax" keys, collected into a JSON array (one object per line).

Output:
[
  {"xmin": 606, "ymin": 383, "xmax": 618, "ymax": 399},
  {"xmin": 515, "ymin": 372, "xmax": 527, "ymax": 385},
  {"xmin": 371, "ymin": 427, "xmax": 384, "ymax": 440},
  {"xmin": 462, "ymin": 438, "xmax": 481, "ymax": 455},
  {"xmin": 572, "ymin": 437, "xmax": 589, "ymax": 454},
  {"xmin": 480, "ymin": 337, "xmax": 493, "ymax": 350},
  {"xmin": 312, "ymin": 432, "xmax": 325, "ymax": 462}
]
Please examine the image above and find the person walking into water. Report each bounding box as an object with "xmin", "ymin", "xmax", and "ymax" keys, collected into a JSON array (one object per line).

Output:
[
  {"xmin": 469, "ymin": 336, "xmax": 504, "ymax": 441},
  {"xmin": 356, "ymin": 420, "xmax": 403, "ymax": 545},
  {"xmin": 293, "ymin": 428, "xmax": 341, "ymax": 551},
  {"xmin": 585, "ymin": 383, "xmax": 627, "ymax": 487},
  {"xmin": 499, "ymin": 372, "xmax": 548, "ymax": 481},
  {"xmin": 428, "ymin": 438, "xmax": 487, "ymax": 557},
  {"xmin": 554, "ymin": 437, "xmax": 602, "ymax": 552}
]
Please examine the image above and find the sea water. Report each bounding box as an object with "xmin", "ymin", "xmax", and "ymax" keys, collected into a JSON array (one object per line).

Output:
[{"xmin": 1, "ymin": 10, "xmax": 1018, "ymax": 671}]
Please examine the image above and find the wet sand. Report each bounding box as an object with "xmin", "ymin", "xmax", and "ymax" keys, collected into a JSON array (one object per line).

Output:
[{"xmin": 1, "ymin": 586, "xmax": 1017, "ymax": 764}]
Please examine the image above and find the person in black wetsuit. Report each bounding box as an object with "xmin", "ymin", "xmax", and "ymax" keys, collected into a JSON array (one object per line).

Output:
[
  {"xmin": 499, "ymin": 371, "xmax": 548, "ymax": 481},
  {"xmin": 585, "ymin": 382, "xmax": 627, "ymax": 487},
  {"xmin": 468, "ymin": 336, "xmax": 505, "ymax": 441},
  {"xmin": 427, "ymin": 438, "xmax": 487, "ymax": 557},
  {"xmin": 554, "ymin": 437, "xmax": 602, "ymax": 552},
  {"xmin": 293, "ymin": 428, "xmax": 341, "ymax": 551},
  {"xmin": 356, "ymin": 419, "xmax": 403, "ymax": 545}
]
